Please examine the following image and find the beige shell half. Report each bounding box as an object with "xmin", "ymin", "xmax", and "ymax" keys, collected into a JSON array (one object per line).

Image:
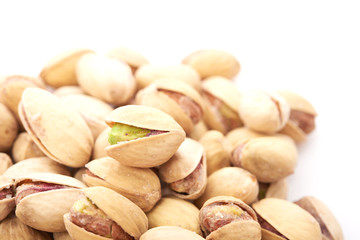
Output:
[
  {"xmin": 253, "ymin": 198, "xmax": 322, "ymax": 240},
  {"xmin": 241, "ymin": 136, "xmax": 297, "ymax": 183},
  {"xmin": 146, "ymin": 197, "xmax": 201, "ymax": 235},
  {"xmin": 226, "ymin": 127, "xmax": 268, "ymax": 152},
  {"xmin": 0, "ymin": 153, "xmax": 12, "ymax": 175},
  {"xmin": 0, "ymin": 177, "xmax": 15, "ymax": 221},
  {"xmin": 140, "ymin": 226, "xmax": 205, "ymax": 240},
  {"xmin": 107, "ymin": 46, "xmax": 149, "ymax": 72},
  {"xmin": 53, "ymin": 86, "xmax": 85, "ymax": 97},
  {"xmin": 11, "ymin": 132, "xmax": 46, "ymax": 163},
  {"xmin": 105, "ymin": 105, "xmax": 186, "ymax": 168},
  {"xmin": 92, "ymin": 127, "xmax": 110, "ymax": 159},
  {"xmin": 277, "ymin": 90, "xmax": 317, "ymax": 115},
  {"xmin": 19, "ymin": 88, "xmax": 93, "ymax": 167},
  {"xmin": 84, "ymin": 157, "xmax": 161, "ymax": 212},
  {"xmin": 0, "ymin": 102, "xmax": 18, "ymax": 152},
  {"xmin": 182, "ymin": 49, "xmax": 240, "ymax": 79},
  {"xmin": 14, "ymin": 172, "xmax": 86, "ymax": 188},
  {"xmin": 195, "ymin": 167, "xmax": 258, "ymax": 208}
]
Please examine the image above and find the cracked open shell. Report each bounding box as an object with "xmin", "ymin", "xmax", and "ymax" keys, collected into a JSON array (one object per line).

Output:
[
  {"xmin": 64, "ymin": 186, "xmax": 148, "ymax": 240},
  {"xmin": 83, "ymin": 157, "xmax": 161, "ymax": 212},
  {"xmin": 140, "ymin": 226, "xmax": 205, "ymax": 240},
  {"xmin": 159, "ymin": 138, "xmax": 206, "ymax": 200},
  {"xmin": 18, "ymin": 88, "xmax": 94, "ymax": 167},
  {"xmin": 14, "ymin": 172, "xmax": 85, "ymax": 232},
  {"xmin": 252, "ymin": 198, "xmax": 322, "ymax": 240},
  {"xmin": 200, "ymin": 196, "xmax": 261, "ymax": 240},
  {"xmin": 0, "ymin": 176, "xmax": 15, "ymax": 221},
  {"xmin": 105, "ymin": 105, "xmax": 186, "ymax": 168}
]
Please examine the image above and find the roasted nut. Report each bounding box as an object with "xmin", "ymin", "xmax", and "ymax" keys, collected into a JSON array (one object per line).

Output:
[
  {"xmin": 40, "ymin": 48, "xmax": 94, "ymax": 88},
  {"xmin": 92, "ymin": 127, "xmax": 110, "ymax": 159},
  {"xmin": 11, "ymin": 132, "xmax": 45, "ymax": 163},
  {"xmin": 146, "ymin": 197, "xmax": 201, "ymax": 235},
  {"xmin": 0, "ymin": 153, "xmax": 13, "ymax": 175},
  {"xmin": 53, "ymin": 86, "xmax": 85, "ymax": 97},
  {"xmin": 295, "ymin": 196, "xmax": 344, "ymax": 240},
  {"xmin": 107, "ymin": 46, "xmax": 149, "ymax": 73},
  {"xmin": 0, "ymin": 102, "xmax": 18, "ymax": 152},
  {"xmin": 253, "ymin": 198, "xmax": 322, "ymax": 240},
  {"xmin": 105, "ymin": 105, "xmax": 185, "ymax": 168},
  {"xmin": 135, "ymin": 79, "xmax": 204, "ymax": 134},
  {"xmin": 238, "ymin": 90, "xmax": 290, "ymax": 134},
  {"xmin": 135, "ymin": 64, "xmax": 201, "ymax": 90},
  {"xmin": 83, "ymin": 157, "xmax": 161, "ymax": 212},
  {"xmin": 258, "ymin": 178, "xmax": 288, "ymax": 200},
  {"xmin": 199, "ymin": 130, "xmax": 231, "ymax": 175},
  {"xmin": 73, "ymin": 167, "xmax": 86, "ymax": 183},
  {"xmin": 54, "ymin": 232, "xmax": 72, "ymax": 240},
  {"xmin": 202, "ymin": 77, "xmax": 243, "ymax": 134},
  {"xmin": 140, "ymin": 226, "xmax": 205, "ymax": 240},
  {"xmin": 15, "ymin": 173, "xmax": 85, "ymax": 232},
  {"xmin": 225, "ymin": 127, "xmax": 268, "ymax": 152},
  {"xmin": 19, "ymin": 88, "xmax": 94, "ymax": 167},
  {"xmin": 159, "ymin": 138, "xmax": 206, "ymax": 199},
  {"xmin": 0, "ymin": 176, "xmax": 15, "ymax": 221},
  {"xmin": 3, "ymin": 157, "xmax": 70, "ymax": 179},
  {"xmin": 64, "ymin": 186, "xmax": 148, "ymax": 240},
  {"xmin": 231, "ymin": 136, "xmax": 297, "ymax": 183},
  {"xmin": 189, "ymin": 120, "xmax": 208, "ymax": 141},
  {"xmin": 76, "ymin": 53, "xmax": 136, "ymax": 106},
  {"xmin": 200, "ymin": 196, "xmax": 261, "ymax": 240},
  {"xmin": 195, "ymin": 167, "xmax": 258, "ymax": 208}
]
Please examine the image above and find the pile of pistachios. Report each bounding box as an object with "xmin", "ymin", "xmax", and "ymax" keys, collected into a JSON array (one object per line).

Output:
[{"xmin": 0, "ymin": 48, "xmax": 343, "ymax": 240}]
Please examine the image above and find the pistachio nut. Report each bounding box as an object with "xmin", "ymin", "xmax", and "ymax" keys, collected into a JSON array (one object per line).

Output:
[
  {"xmin": 76, "ymin": 53, "xmax": 136, "ymax": 106},
  {"xmin": 3, "ymin": 157, "xmax": 70, "ymax": 179},
  {"xmin": 202, "ymin": 77, "xmax": 243, "ymax": 134},
  {"xmin": 0, "ymin": 102, "xmax": 18, "ymax": 152},
  {"xmin": 258, "ymin": 178, "xmax": 288, "ymax": 200},
  {"xmin": 105, "ymin": 105, "xmax": 186, "ymax": 168},
  {"xmin": 107, "ymin": 46, "xmax": 149, "ymax": 73},
  {"xmin": 225, "ymin": 127, "xmax": 268, "ymax": 152},
  {"xmin": 83, "ymin": 157, "xmax": 161, "ymax": 212},
  {"xmin": 200, "ymin": 196, "xmax": 261, "ymax": 240},
  {"xmin": 0, "ymin": 213, "xmax": 52, "ymax": 240},
  {"xmin": 14, "ymin": 172, "xmax": 85, "ymax": 232},
  {"xmin": 199, "ymin": 130, "xmax": 231, "ymax": 175},
  {"xmin": 231, "ymin": 136, "xmax": 297, "ymax": 183},
  {"xmin": 135, "ymin": 64, "xmax": 201, "ymax": 90},
  {"xmin": 54, "ymin": 232, "xmax": 72, "ymax": 240},
  {"xmin": 0, "ymin": 153, "xmax": 13, "ymax": 175},
  {"xmin": 189, "ymin": 120, "xmax": 208, "ymax": 141},
  {"xmin": 159, "ymin": 138, "xmax": 206, "ymax": 199},
  {"xmin": 146, "ymin": 197, "xmax": 201, "ymax": 235},
  {"xmin": 11, "ymin": 132, "xmax": 45, "ymax": 163},
  {"xmin": 53, "ymin": 86, "xmax": 85, "ymax": 97},
  {"xmin": 64, "ymin": 186, "xmax": 148, "ymax": 240},
  {"xmin": 195, "ymin": 167, "xmax": 258, "ymax": 208},
  {"xmin": 238, "ymin": 90, "xmax": 290, "ymax": 134},
  {"xmin": 93, "ymin": 127, "xmax": 111, "ymax": 159},
  {"xmin": 40, "ymin": 48, "xmax": 94, "ymax": 88},
  {"xmin": 295, "ymin": 196, "xmax": 344, "ymax": 240},
  {"xmin": 140, "ymin": 226, "xmax": 205, "ymax": 240},
  {"xmin": 182, "ymin": 49, "xmax": 240, "ymax": 79},
  {"xmin": 136, "ymin": 79, "xmax": 204, "ymax": 134},
  {"xmin": 0, "ymin": 176, "xmax": 15, "ymax": 221},
  {"xmin": 252, "ymin": 198, "xmax": 322, "ymax": 240},
  {"xmin": 19, "ymin": 88, "xmax": 94, "ymax": 167},
  {"xmin": 60, "ymin": 94, "xmax": 114, "ymax": 139},
  {"xmin": 73, "ymin": 167, "xmax": 86, "ymax": 183}
]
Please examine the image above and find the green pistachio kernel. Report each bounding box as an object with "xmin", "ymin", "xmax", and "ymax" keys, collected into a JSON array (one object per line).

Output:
[{"xmin": 108, "ymin": 123, "xmax": 151, "ymax": 145}]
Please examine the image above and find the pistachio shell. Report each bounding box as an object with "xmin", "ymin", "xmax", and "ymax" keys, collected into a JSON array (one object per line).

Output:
[
  {"xmin": 0, "ymin": 153, "xmax": 13, "ymax": 175},
  {"xmin": 84, "ymin": 157, "xmax": 161, "ymax": 212},
  {"xmin": 76, "ymin": 53, "xmax": 136, "ymax": 106},
  {"xmin": 53, "ymin": 232, "xmax": 72, "ymax": 240},
  {"xmin": 0, "ymin": 102, "xmax": 18, "ymax": 152},
  {"xmin": 189, "ymin": 120, "xmax": 208, "ymax": 141},
  {"xmin": 53, "ymin": 86, "xmax": 85, "ymax": 97},
  {"xmin": 11, "ymin": 132, "xmax": 46, "ymax": 163},
  {"xmin": 265, "ymin": 178, "xmax": 288, "ymax": 199},
  {"xmin": 146, "ymin": 197, "xmax": 201, "ymax": 235},
  {"xmin": 40, "ymin": 48, "xmax": 94, "ymax": 88},
  {"xmin": 107, "ymin": 46, "xmax": 149, "ymax": 72},
  {"xmin": 0, "ymin": 177, "xmax": 15, "ymax": 221},
  {"xmin": 63, "ymin": 217, "xmax": 111, "ymax": 240},
  {"xmin": 182, "ymin": 49, "xmax": 240, "ymax": 79},
  {"xmin": 92, "ymin": 127, "xmax": 110, "ymax": 159},
  {"xmin": 105, "ymin": 105, "xmax": 186, "ymax": 168},
  {"xmin": 135, "ymin": 64, "xmax": 201, "ymax": 90},
  {"xmin": 253, "ymin": 198, "xmax": 322, "ymax": 240},
  {"xmin": 14, "ymin": 172, "xmax": 86, "ymax": 188},
  {"xmin": 277, "ymin": 90, "xmax": 317, "ymax": 115},
  {"xmin": 19, "ymin": 88, "xmax": 93, "ymax": 167},
  {"xmin": 73, "ymin": 167, "xmax": 86, "ymax": 183},
  {"xmin": 140, "ymin": 226, "xmax": 205, "ymax": 240},
  {"xmin": 279, "ymin": 121, "xmax": 307, "ymax": 142},
  {"xmin": 226, "ymin": 127, "xmax": 268, "ymax": 152}
]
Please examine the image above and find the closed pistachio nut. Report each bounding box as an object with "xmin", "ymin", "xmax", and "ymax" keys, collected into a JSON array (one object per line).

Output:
[
  {"xmin": 83, "ymin": 157, "xmax": 161, "ymax": 212},
  {"xmin": 200, "ymin": 196, "xmax": 261, "ymax": 240},
  {"xmin": 140, "ymin": 226, "xmax": 205, "ymax": 240},
  {"xmin": 0, "ymin": 103, "xmax": 18, "ymax": 152},
  {"xmin": 11, "ymin": 132, "xmax": 45, "ymax": 163},
  {"xmin": 195, "ymin": 167, "xmax": 258, "ymax": 208},
  {"xmin": 226, "ymin": 127, "xmax": 268, "ymax": 152},
  {"xmin": 40, "ymin": 48, "xmax": 94, "ymax": 88},
  {"xmin": 76, "ymin": 53, "xmax": 136, "ymax": 106},
  {"xmin": 231, "ymin": 136, "xmax": 297, "ymax": 183},
  {"xmin": 295, "ymin": 196, "xmax": 344, "ymax": 240},
  {"xmin": 53, "ymin": 232, "xmax": 72, "ymax": 240},
  {"xmin": 105, "ymin": 105, "xmax": 185, "ymax": 168},
  {"xmin": 92, "ymin": 127, "xmax": 110, "ymax": 159},
  {"xmin": 64, "ymin": 186, "xmax": 148, "ymax": 240},
  {"xmin": 0, "ymin": 153, "xmax": 12, "ymax": 175},
  {"xmin": 53, "ymin": 86, "xmax": 85, "ymax": 97},
  {"xmin": 239, "ymin": 90, "xmax": 290, "ymax": 134},
  {"xmin": 258, "ymin": 178, "xmax": 288, "ymax": 200},
  {"xmin": 147, "ymin": 197, "xmax": 201, "ymax": 235},
  {"xmin": 107, "ymin": 46, "xmax": 149, "ymax": 73},
  {"xmin": 0, "ymin": 176, "xmax": 15, "ymax": 221},
  {"xmin": 253, "ymin": 198, "xmax": 322, "ymax": 240},
  {"xmin": 182, "ymin": 49, "xmax": 241, "ymax": 79},
  {"xmin": 19, "ymin": 88, "xmax": 94, "ymax": 167}
]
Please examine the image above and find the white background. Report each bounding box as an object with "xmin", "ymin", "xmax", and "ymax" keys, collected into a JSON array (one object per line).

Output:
[{"xmin": 1, "ymin": 1, "xmax": 359, "ymax": 238}]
